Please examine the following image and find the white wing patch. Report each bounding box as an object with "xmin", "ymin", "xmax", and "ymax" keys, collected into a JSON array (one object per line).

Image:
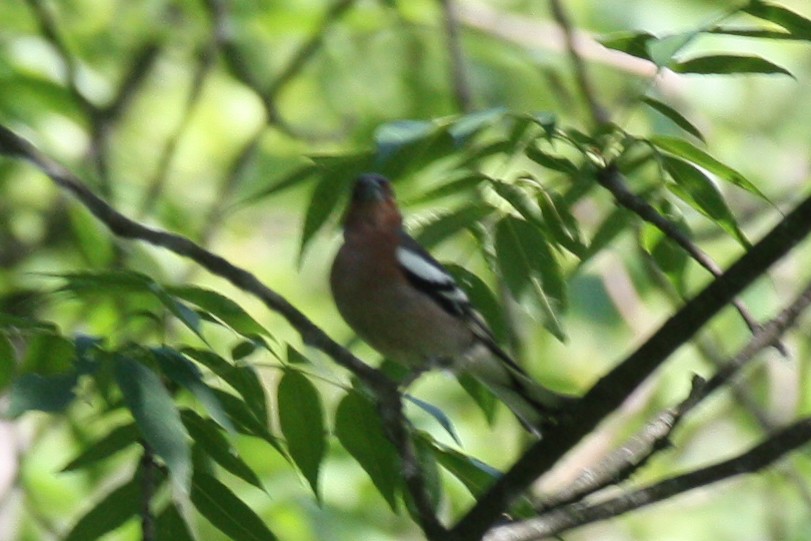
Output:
[{"xmin": 396, "ymin": 246, "xmax": 469, "ymax": 304}]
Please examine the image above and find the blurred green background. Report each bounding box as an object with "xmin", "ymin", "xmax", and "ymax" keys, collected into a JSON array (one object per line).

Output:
[{"xmin": 1, "ymin": 0, "xmax": 811, "ymax": 539}]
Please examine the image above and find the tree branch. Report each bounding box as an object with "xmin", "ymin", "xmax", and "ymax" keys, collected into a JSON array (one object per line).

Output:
[
  {"xmin": 485, "ymin": 416, "xmax": 811, "ymax": 541},
  {"xmin": 449, "ymin": 185, "xmax": 811, "ymax": 539},
  {"xmin": 0, "ymin": 123, "xmax": 446, "ymax": 539},
  {"xmin": 539, "ymin": 276, "xmax": 811, "ymax": 511}
]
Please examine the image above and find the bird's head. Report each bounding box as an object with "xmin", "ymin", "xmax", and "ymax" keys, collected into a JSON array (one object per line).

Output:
[{"xmin": 342, "ymin": 174, "xmax": 402, "ymax": 234}]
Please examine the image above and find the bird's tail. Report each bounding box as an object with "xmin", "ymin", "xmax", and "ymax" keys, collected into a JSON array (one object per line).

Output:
[{"xmin": 463, "ymin": 342, "xmax": 575, "ymax": 435}]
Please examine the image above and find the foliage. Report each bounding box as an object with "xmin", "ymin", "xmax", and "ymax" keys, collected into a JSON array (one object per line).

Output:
[{"xmin": 1, "ymin": 0, "xmax": 811, "ymax": 540}]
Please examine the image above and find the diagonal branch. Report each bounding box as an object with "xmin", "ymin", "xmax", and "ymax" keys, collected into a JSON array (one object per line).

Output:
[
  {"xmin": 0, "ymin": 124, "xmax": 447, "ymax": 538},
  {"xmin": 485, "ymin": 416, "xmax": 811, "ymax": 541},
  {"xmin": 449, "ymin": 185, "xmax": 811, "ymax": 539}
]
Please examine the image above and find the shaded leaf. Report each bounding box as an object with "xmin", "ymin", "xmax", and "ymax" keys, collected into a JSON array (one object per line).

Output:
[
  {"xmin": 300, "ymin": 175, "xmax": 348, "ymax": 260},
  {"xmin": 63, "ymin": 473, "xmax": 146, "ymax": 541},
  {"xmin": 375, "ymin": 120, "xmax": 436, "ymax": 162},
  {"xmin": 62, "ymin": 422, "xmax": 140, "ymax": 471},
  {"xmin": 115, "ymin": 355, "xmax": 191, "ymax": 493},
  {"xmin": 598, "ymin": 31, "xmax": 656, "ymax": 61},
  {"xmin": 672, "ymin": 54, "xmax": 793, "ymax": 77},
  {"xmin": 181, "ymin": 410, "xmax": 264, "ymax": 491},
  {"xmin": 334, "ymin": 391, "xmax": 401, "ymax": 511},
  {"xmin": 444, "ymin": 264, "xmax": 508, "ymax": 345},
  {"xmin": 6, "ymin": 372, "xmax": 77, "ymax": 417},
  {"xmin": 0, "ymin": 335, "xmax": 15, "ymax": 392},
  {"xmin": 448, "ymin": 107, "xmax": 506, "ymax": 145},
  {"xmin": 168, "ymin": 286, "xmax": 270, "ymax": 338},
  {"xmin": 184, "ymin": 348, "xmax": 268, "ymax": 422},
  {"xmin": 191, "ymin": 472, "xmax": 279, "ymax": 541},
  {"xmin": 153, "ymin": 347, "xmax": 235, "ymax": 433},
  {"xmin": 277, "ymin": 370, "xmax": 326, "ymax": 498},
  {"xmin": 405, "ymin": 395, "xmax": 461, "ymax": 445},
  {"xmin": 494, "ymin": 217, "xmax": 567, "ymax": 340},
  {"xmin": 457, "ymin": 374, "xmax": 498, "ymax": 425},
  {"xmin": 156, "ymin": 502, "xmax": 196, "ymax": 541},
  {"xmin": 525, "ymin": 145, "xmax": 578, "ymax": 175},
  {"xmin": 642, "ymin": 97, "xmax": 705, "ymax": 141},
  {"xmin": 413, "ymin": 204, "xmax": 493, "ymax": 249}
]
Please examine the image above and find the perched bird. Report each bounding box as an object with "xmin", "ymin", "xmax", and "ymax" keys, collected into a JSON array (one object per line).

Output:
[{"xmin": 330, "ymin": 173, "xmax": 573, "ymax": 433}]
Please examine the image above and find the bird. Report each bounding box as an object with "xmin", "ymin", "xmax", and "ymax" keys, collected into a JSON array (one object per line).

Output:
[{"xmin": 330, "ymin": 173, "xmax": 574, "ymax": 434}]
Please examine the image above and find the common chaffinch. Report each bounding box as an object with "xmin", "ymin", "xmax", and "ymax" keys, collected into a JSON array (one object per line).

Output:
[{"xmin": 330, "ymin": 173, "xmax": 572, "ymax": 433}]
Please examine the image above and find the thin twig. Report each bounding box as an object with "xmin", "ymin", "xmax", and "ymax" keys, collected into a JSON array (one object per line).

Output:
[
  {"xmin": 539, "ymin": 277, "xmax": 811, "ymax": 510},
  {"xmin": 485, "ymin": 416, "xmax": 811, "ymax": 541}
]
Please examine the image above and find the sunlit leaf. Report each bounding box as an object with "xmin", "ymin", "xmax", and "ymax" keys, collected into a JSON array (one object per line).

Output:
[
  {"xmin": 661, "ymin": 156, "xmax": 749, "ymax": 247},
  {"xmin": 68, "ymin": 203, "xmax": 115, "ymax": 268},
  {"xmin": 642, "ymin": 97, "xmax": 705, "ymax": 142},
  {"xmin": 743, "ymin": 1, "xmax": 811, "ymax": 41},
  {"xmin": 526, "ymin": 145, "xmax": 578, "ymax": 175},
  {"xmin": 0, "ymin": 335, "xmax": 15, "ymax": 392},
  {"xmin": 335, "ymin": 391, "xmax": 401, "ymax": 511},
  {"xmin": 115, "ymin": 355, "xmax": 191, "ymax": 493},
  {"xmin": 278, "ymin": 370, "xmax": 326, "ymax": 498},
  {"xmin": 191, "ymin": 472, "xmax": 279, "ymax": 541},
  {"xmin": 651, "ymin": 136, "xmax": 768, "ymax": 201},
  {"xmin": 448, "ymin": 107, "xmax": 506, "ymax": 145},
  {"xmin": 672, "ymin": 54, "xmax": 793, "ymax": 77}
]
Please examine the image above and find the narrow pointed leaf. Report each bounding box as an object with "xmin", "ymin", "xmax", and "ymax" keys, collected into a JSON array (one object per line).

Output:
[
  {"xmin": 414, "ymin": 204, "xmax": 493, "ymax": 249},
  {"xmin": 651, "ymin": 135, "xmax": 768, "ymax": 200},
  {"xmin": 115, "ymin": 356, "xmax": 191, "ymax": 493},
  {"xmin": 156, "ymin": 503, "xmax": 196, "ymax": 541},
  {"xmin": 743, "ymin": 2, "xmax": 811, "ymax": 41},
  {"xmin": 672, "ymin": 54, "xmax": 793, "ymax": 77},
  {"xmin": 598, "ymin": 31, "xmax": 657, "ymax": 61},
  {"xmin": 62, "ymin": 422, "xmax": 140, "ymax": 471},
  {"xmin": 642, "ymin": 97, "xmax": 705, "ymax": 142},
  {"xmin": 7, "ymin": 372, "xmax": 77, "ymax": 417},
  {"xmin": 662, "ymin": 156, "xmax": 749, "ymax": 247},
  {"xmin": 181, "ymin": 410, "xmax": 264, "ymax": 491},
  {"xmin": 300, "ymin": 175, "xmax": 347, "ymax": 260},
  {"xmin": 334, "ymin": 391, "xmax": 401, "ymax": 511},
  {"xmin": 191, "ymin": 472, "xmax": 278, "ymax": 541},
  {"xmin": 63, "ymin": 474, "xmax": 144, "ymax": 541},
  {"xmin": 277, "ymin": 370, "xmax": 326, "ymax": 498},
  {"xmin": 168, "ymin": 286, "xmax": 271, "ymax": 338},
  {"xmin": 405, "ymin": 395, "xmax": 461, "ymax": 445}
]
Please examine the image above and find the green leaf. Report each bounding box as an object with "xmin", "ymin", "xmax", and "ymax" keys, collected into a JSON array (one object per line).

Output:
[
  {"xmin": 115, "ymin": 355, "xmax": 191, "ymax": 493},
  {"xmin": 743, "ymin": 1, "xmax": 811, "ymax": 41},
  {"xmin": 405, "ymin": 172, "xmax": 486, "ymax": 205},
  {"xmin": 61, "ymin": 422, "xmax": 140, "ymax": 471},
  {"xmin": 67, "ymin": 203, "xmax": 115, "ymax": 268},
  {"xmin": 20, "ymin": 331, "xmax": 74, "ymax": 375},
  {"xmin": 300, "ymin": 175, "xmax": 348, "ymax": 261},
  {"xmin": 277, "ymin": 370, "xmax": 326, "ymax": 498},
  {"xmin": 184, "ymin": 348, "xmax": 268, "ymax": 422},
  {"xmin": 640, "ymin": 220, "xmax": 690, "ymax": 292},
  {"xmin": 181, "ymin": 410, "xmax": 265, "ymax": 491},
  {"xmin": 642, "ymin": 97, "xmax": 705, "ymax": 142},
  {"xmin": 405, "ymin": 395, "xmax": 461, "ymax": 445},
  {"xmin": 236, "ymin": 163, "xmax": 319, "ymax": 206},
  {"xmin": 448, "ymin": 107, "xmax": 506, "ymax": 145},
  {"xmin": 168, "ymin": 286, "xmax": 271, "ymax": 338},
  {"xmin": 191, "ymin": 472, "xmax": 279, "ymax": 541},
  {"xmin": 334, "ymin": 391, "xmax": 401, "ymax": 511},
  {"xmin": 598, "ymin": 31, "xmax": 657, "ymax": 61},
  {"xmin": 149, "ymin": 285, "xmax": 204, "ymax": 340},
  {"xmin": 0, "ymin": 314, "xmax": 57, "ymax": 332},
  {"xmin": 582, "ymin": 207, "xmax": 634, "ymax": 263},
  {"xmin": 0, "ymin": 335, "xmax": 15, "ymax": 392},
  {"xmin": 413, "ymin": 204, "xmax": 493, "ymax": 248},
  {"xmin": 428, "ymin": 439, "xmax": 501, "ymax": 496},
  {"xmin": 156, "ymin": 502, "xmax": 196, "ymax": 541},
  {"xmin": 650, "ymin": 136, "xmax": 768, "ymax": 200},
  {"xmin": 63, "ymin": 474, "xmax": 144, "ymax": 541},
  {"xmin": 661, "ymin": 156, "xmax": 749, "ymax": 247},
  {"xmin": 153, "ymin": 347, "xmax": 235, "ymax": 433},
  {"xmin": 491, "ymin": 180, "xmax": 545, "ymax": 229},
  {"xmin": 672, "ymin": 54, "xmax": 793, "ymax": 77},
  {"xmin": 537, "ymin": 188, "xmax": 587, "ymax": 258},
  {"xmin": 457, "ymin": 374, "xmax": 498, "ymax": 425},
  {"xmin": 6, "ymin": 372, "xmax": 78, "ymax": 417},
  {"xmin": 375, "ymin": 120, "xmax": 436, "ymax": 162},
  {"xmin": 494, "ymin": 216, "xmax": 567, "ymax": 340},
  {"xmin": 208, "ymin": 389, "xmax": 284, "ymax": 458},
  {"xmin": 286, "ymin": 344, "xmax": 311, "ymax": 364},
  {"xmin": 525, "ymin": 145, "xmax": 579, "ymax": 175}
]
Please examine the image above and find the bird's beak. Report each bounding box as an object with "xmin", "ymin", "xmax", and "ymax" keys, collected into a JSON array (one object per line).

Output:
[{"xmin": 353, "ymin": 174, "xmax": 391, "ymax": 203}]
